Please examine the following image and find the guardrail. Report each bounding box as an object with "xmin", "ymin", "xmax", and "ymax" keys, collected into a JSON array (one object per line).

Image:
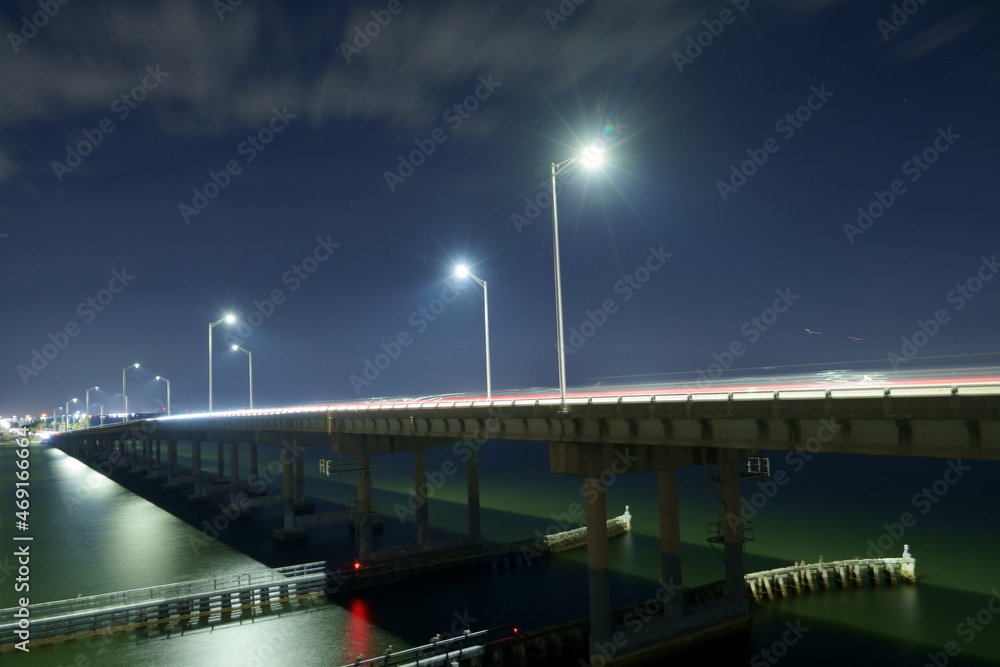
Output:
[
  {"xmin": 340, "ymin": 629, "xmax": 490, "ymax": 666},
  {"xmin": 0, "ymin": 561, "xmax": 327, "ymax": 648},
  {"xmin": 138, "ymin": 382, "xmax": 1000, "ymax": 419},
  {"xmin": 0, "ymin": 561, "xmax": 324, "ymax": 627}
]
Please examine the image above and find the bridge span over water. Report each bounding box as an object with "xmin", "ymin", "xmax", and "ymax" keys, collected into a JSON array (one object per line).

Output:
[{"xmin": 49, "ymin": 377, "xmax": 1000, "ymax": 663}]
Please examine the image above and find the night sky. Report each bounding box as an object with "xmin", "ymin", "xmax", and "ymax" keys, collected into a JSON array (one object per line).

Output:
[{"xmin": 2, "ymin": 0, "xmax": 998, "ymax": 418}]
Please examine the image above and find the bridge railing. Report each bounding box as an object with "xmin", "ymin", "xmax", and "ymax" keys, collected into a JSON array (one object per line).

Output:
[
  {"xmin": 0, "ymin": 561, "xmax": 326, "ymax": 624},
  {"xmin": 50, "ymin": 379, "xmax": 1000, "ymax": 429}
]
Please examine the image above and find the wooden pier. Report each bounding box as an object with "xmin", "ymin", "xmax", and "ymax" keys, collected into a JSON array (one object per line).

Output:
[
  {"xmin": 0, "ymin": 562, "xmax": 326, "ymax": 650},
  {"xmin": 0, "ymin": 510, "xmax": 632, "ymax": 650}
]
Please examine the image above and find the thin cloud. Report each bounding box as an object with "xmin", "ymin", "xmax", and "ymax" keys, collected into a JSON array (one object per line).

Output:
[{"xmin": 0, "ymin": 0, "xmax": 705, "ymax": 180}]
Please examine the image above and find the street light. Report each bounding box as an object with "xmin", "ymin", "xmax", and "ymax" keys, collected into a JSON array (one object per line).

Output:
[
  {"xmin": 155, "ymin": 376, "xmax": 171, "ymax": 415},
  {"xmin": 54, "ymin": 406, "xmax": 62, "ymax": 431},
  {"xmin": 85, "ymin": 386, "xmax": 99, "ymax": 421},
  {"xmin": 209, "ymin": 314, "xmax": 236, "ymax": 412},
  {"xmin": 454, "ymin": 264, "xmax": 492, "ymax": 402},
  {"xmin": 94, "ymin": 403, "xmax": 105, "ymax": 426},
  {"xmin": 122, "ymin": 363, "xmax": 139, "ymax": 421},
  {"xmin": 550, "ymin": 144, "xmax": 605, "ymax": 411},
  {"xmin": 65, "ymin": 398, "xmax": 77, "ymax": 431},
  {"xmin": 114, "ymin": 393, "xmax": 126, "ymax": 422},
  {"xmin": 232, "ymin": 345, "xmax": 253, "ymax": 409}
]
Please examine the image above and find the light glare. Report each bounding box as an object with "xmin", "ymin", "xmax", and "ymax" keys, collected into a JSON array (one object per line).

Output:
[
  {"xmin": 581, "ymin": 145, "xmax": 604, "ymax": 168},
  {"xmin": 455, "ymin": 264, "xmax": 469, "ymax": 278}
]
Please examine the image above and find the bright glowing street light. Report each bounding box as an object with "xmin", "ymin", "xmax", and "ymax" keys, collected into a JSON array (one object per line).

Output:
[
  {"xmin": 209, "ymin": 314, "xmax": 236, "ymax": 411},
  {"xmin": 550, "ymin": 143, "xmax": 607, "ymax": 412},
  {"xmin": 454, "ymin": 264, "xmax": 491, "ymax": 402},
  {"xmin": 122, "ymin": 364, "xmax": 139, "ymax": 421},
  {"xmin": 580, "ymin": 145, "xmax": 605, "ymax": 168},
  {"xmin": 155, "ymin": 376, "xmax": 171, "ymax": 415},
  {"xmin": 231, "ymin": 345, "xmax": 253, "ymax": 409}
]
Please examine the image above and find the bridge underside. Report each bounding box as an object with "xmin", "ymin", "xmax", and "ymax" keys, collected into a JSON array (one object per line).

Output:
[
  {"xmin": 66, "ymin": 392, "xmax": 1000, "ymax": 461},
  {"xmin": 48, "ymin": 393, "xmax": 999, "ymax": 662}
]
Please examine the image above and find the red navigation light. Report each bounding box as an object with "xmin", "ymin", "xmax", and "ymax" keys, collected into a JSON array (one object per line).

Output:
[
  {"xmin": 512, "ymin": 627, "xmax": 518, "ymax": 634},
  {"xmin": 353, "ymin": 561, "xmax": 361, "ymax": 570}
]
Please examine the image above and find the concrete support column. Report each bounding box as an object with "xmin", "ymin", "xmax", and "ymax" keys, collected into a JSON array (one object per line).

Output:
[
  {"xmin": 584, "ymin": 476, "xmax": 612, "ymax": 660},
  {"xmin": 154, "ymin": 438, "xmax": 161, "ymax": 463},
  {"xmin": 467, "ymin": 448, "xmax": 481, "ymax": 539},
  {"xmin": 144, "ymin": 439, "xmax": 152, "ymax": 472},
  {"xmin": 294, "ymin": 442, "xmax": 305, "ymax": 503},
  {"xmin": 167, "ymin": 439, "xmax": 177, "ymax": 485},
  {"xmin": 414, "ymin": 450, "xmax": 429, "ymax": 544},
  {"xmin": 230, "ymin": 442, "xmax": 240, "ymax": 507},
  {"xmin": 721, "ymin": 459, "xmax": 747, "ymax": 602},
  {"xmin": 129, "ymin": 440, "xmax": 138, "ymax": 472},
  {"xmin": 250, "ymin": 442, "xmax": 259, "ymax": 479},
  {"xmin": 282, "ymin": 441, "xmax": 295, "ymax": 531},
  {"xmin": 217, "ymin": 441, "xmax": 224, "ymax": 478},
  {"xmin": 357, "ymin": 452, "xmax": 373, "ymax": 558},
  {"xmin": 658, "ymin": 468, "xmax": 683, "ymax": 617}
]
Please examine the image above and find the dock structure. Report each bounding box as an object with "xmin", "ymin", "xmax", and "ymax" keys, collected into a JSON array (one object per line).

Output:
[
  {"xmin": 744, "ymin": 546, "xmax": 916, "ymax": 603},
  {"xmin": 327, "ymin": 508, "xmax": 632, "ymax": 594},
  {"xmin": 338, "ymin": 629, "xmax": 493, "ymax": 667},
  {"xmin": 0, "ymin": 512, "xmax": 632, "ymax": 650},
  {"xmin": 0, "ymin": 562, "xmax": 326, "ymax": 650}
]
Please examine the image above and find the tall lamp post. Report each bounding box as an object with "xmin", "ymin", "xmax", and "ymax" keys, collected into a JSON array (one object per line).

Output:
[
  {"xmin": 454, "ymin": 264, "xmax": 492, "ymax": 402},
  {"xmin": 85, "ymin": 386, "xmax": 99, "ymax": 422},
  {"xmin": 122, "ymin": 363, "xmax": 139, "ymax": 421},
  {"xmin": 155, "ymin": 376, "xmax": 171, "ymax": 415},
  {"xmin": 550, "ymin": 145, "xmax": 604, "ymax": 411},
  {"xmin": 232, "ymin": 345, "xmax": 253, "ymax": 409},
  {"xmin": 94, "ymin": 403, "xmax": 105, "ymax": 426},
  {"xmin": 209, "ymin": 314, "xmax": 236, "ymax": 412},
  {"xmin": 54, "ymin": 406, "xmax": 62, "ymax": 431},
  {"xmin": 65, "ymin": 398, "xmax": 77, "ymax": 431}
]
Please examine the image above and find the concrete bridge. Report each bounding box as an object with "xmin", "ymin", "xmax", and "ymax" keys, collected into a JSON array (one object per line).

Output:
[{"xmin": 48, "ymin": 381, "xmax": 1000, "ymax": 663}]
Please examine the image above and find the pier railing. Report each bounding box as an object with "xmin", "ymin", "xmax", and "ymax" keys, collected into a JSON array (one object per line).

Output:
[
  {"xmin": 0, "ymin": 561, "xmax": 325, "ymax": 627},
  {"xmin": 0, "ymin": 561, "xmax": 327, "ymax": 649},
  {"xmin": 340, "ymin": 629, "xmax": 491, "ymax": 666}
]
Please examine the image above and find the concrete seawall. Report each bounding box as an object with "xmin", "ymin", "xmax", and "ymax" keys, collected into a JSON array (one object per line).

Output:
[{"xmin": 745, "ymin": 546, "xmax": 916, "ymax": 602}]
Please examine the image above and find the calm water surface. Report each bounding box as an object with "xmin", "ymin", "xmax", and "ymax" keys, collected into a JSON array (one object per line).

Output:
[{"xmin": 2, "ymin": 440, "xmax": 998, "ymax": 666}]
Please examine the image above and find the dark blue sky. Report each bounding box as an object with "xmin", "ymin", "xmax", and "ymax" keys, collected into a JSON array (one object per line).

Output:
[{"xmin": 2, "ymin": 0, "xmax": 998, "ymax": 417}]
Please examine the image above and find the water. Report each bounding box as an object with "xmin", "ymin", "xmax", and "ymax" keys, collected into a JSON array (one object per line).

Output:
[{"xmin": 2, "ymin": 440, "xmax": 998, "ymax": 665}]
